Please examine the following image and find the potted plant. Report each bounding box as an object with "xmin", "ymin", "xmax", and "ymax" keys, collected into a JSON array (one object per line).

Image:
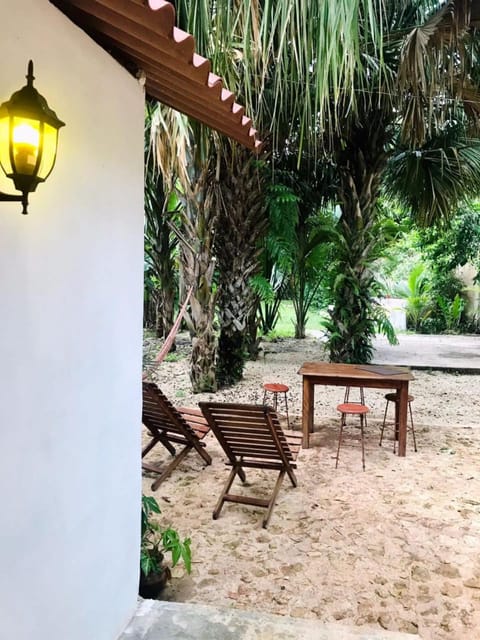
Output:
[{"xmin": 140, "ymin": 494, "xmax": 192, "ymax": 599}]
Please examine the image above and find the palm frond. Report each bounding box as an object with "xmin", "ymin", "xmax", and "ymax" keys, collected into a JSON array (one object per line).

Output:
[
  {"xmin": 385, "ymin": 120, "xmax": 480, "ymax": 225},
  {"xmin": 398, "ymin": 0, "xmax": 477, "ymax": 146}
]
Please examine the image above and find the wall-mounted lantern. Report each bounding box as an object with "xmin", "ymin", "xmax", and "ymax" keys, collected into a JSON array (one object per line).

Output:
[{"xmin": 0, "ymin": 61, "xmax": 65, "ymax": 215}]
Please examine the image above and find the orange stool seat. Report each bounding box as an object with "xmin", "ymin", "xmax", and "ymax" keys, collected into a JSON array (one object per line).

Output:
[
  {"xmin": 263, "ymin": 383, "xmax": 290, "ymax": 426},
  {"xmin": 263, "ymin": 383, "xmax": 289, "ymax": 393},
  {"xmin": 336, "ymin": 403, "xmax": 369, "ymax": 415}
]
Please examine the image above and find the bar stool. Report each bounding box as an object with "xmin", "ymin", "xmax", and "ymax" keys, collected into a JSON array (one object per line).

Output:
[
  {"xmin": 335, "ymin": 387, "xmax": 369, "ymax": 471},
  {"xmin": 379, "ymin": 392, "xmax": 417, "ymax": 453},
  {"xmin": 262, "ymin": 383, "xmax": 290, "ymax": 427}
]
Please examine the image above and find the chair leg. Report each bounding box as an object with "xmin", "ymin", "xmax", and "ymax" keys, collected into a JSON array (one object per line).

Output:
[
  {"xmin": 213, "ymin": 466, "xmax": 240, "ymax": 520},
  {"xmin": 262, "ymin": 470, "xmax": 286, "ymax": 528},
  {"xmin": 190, "ymin": 439, "xmax": 213, "ymax": 466},
  {"xmin": 379, "ymin": 399, "xmax": 390, "ymax": 447},
  {"xmin": 149, "ymin": 444, "xmax": 192, "ymax": 491},
  {"xmin": 143, "ymin": 434, "xmax": 176, "ymax": 457}
]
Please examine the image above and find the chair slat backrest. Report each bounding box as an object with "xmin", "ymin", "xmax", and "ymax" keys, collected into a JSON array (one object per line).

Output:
[
  {"xmin": 199, "ymin": 402, "xmax": 295, "ymax": 464},
  {"xmin": 142, "ymin": 382, "xmax": 197, "ymax": 440}
]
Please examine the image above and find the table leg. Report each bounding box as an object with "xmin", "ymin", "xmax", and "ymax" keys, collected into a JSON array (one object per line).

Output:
[
  {"xmin": 396, "ymin": 383, "xmax": 408, "ymax": 457},
  {"xmin": 302, "ymin": 378, "xmax": 314, "ymax": 448}
]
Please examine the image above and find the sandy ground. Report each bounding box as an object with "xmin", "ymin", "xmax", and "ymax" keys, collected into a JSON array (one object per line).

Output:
[{"xmin": 142, "ymin": 334, "xmax": 480, "ymax": 639}]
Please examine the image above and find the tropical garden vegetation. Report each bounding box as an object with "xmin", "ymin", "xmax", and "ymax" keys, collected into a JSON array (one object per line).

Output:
[{"xmin": 144, "ymin": 0, "xmax": 480, "ymax": 391}]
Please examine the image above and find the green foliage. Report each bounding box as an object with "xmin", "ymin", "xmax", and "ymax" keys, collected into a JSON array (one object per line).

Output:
[
  {"xmin": 324, "ymin": 277, "xmax": 398, "ymax": 364},
  {"xmin": 437, "ymin": 294, "xmax": 465, "ymax": 332},
  {"xmin": 376, "ymin": 201, "xmax": 480, "ymax": 335},
  {"xmin": 264, "ymin": 184, "xmax": 299, "ymax": 271},
  {"xmin": 256, "ymin": 182, "xmax": 299, "ymax": 335},
  {"xmin": 164, "ymin": 352, "xmax": 184, "ymax": 363},
  {"xmin": 419, "ymin": 205, "xmax": 480, "ymax": 278},
  {"xmin": 393, "ymin": 261, "xmax": 468, "ymax": 335},
  {"xmin": 144, "ymin": 1, "xmax": 480, "ymax": 378},
  {"xmin": 141, "ymin": 495, "xmax": 191, "ymax": 578},
  {"xmin": 326, "ymin": 205, "xmax": 400, "ymax": 363},
  {"xmin": 386, "ymin": 122, "xmax": 480, "ymax": 227},
  {"xmin": 289, "ymin": 208, "xmax": 338, "ymax": 338},
  {"xmin": 395, "ymin": 263, "xmax": 433, "ymax": 331},
  {"xmin": 415, "ymin": 205, "xmax": 480, "ymax": 332},
  {"xmin": 144, "ymin": 103, "xmax": 179, "ymax": 335},
  {"xmin": 258, "ymin": 300, "xmax": 327, "ymax": 339}
]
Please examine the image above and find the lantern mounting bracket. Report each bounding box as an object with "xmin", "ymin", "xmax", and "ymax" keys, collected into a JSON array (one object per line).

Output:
[{"xmin": 0, "ymin": 191, "xmax": 28, "ymax": 214}]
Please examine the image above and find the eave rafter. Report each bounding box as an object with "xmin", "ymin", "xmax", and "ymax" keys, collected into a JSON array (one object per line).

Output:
[{"xmin": 50, "ymin": 0, "xmax": 262, "ymax": 151}]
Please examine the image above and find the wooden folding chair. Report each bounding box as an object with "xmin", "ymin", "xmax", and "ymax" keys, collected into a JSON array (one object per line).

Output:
[
  {"xmin": 199, "ymin": 402, "xmax": 301, "ymax": 528},
  {"xmin": 142, "ymin": 382, "xmax": 212, "ymax": 490}
]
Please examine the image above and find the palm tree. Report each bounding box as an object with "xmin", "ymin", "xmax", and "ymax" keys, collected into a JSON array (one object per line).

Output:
[
  {"xmin": 212, "ymin": 143, "xmax": 267, "ymax": 386},
  {"xmin": 247, "ymin": 0, "xmax": 480, "ymax": 362},
  {"xmin": 148, "ymin": 0, "xmax": 385, "ymax": 387},
  {"xmin": 144, "ymin": 106, "xmax": 178, "ymax": 340},
  {"xmin": 150, "ymin": 0, "xmax": 480, "ymax": 377},
  {"xmin": 149, "ymin": 105, "xmax": 220, "ymax": 391},
  {"xmin": 321, "ymin": 1, "xmax": 480, "ymax": 362}
]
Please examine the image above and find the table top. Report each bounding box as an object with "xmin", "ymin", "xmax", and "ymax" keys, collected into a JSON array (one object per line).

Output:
[{"xmin": 298, "ymin": 361, "xmax": 414, "ymax": 382}]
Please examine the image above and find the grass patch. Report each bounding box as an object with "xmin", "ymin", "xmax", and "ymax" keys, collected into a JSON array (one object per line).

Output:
[
  {"xmin": 264, "ymin": 301, "xmax": 328, "ymax": 339},
  {"xmin": 165, "ymin": 351, "xmax": 185, "ymax": 362}
]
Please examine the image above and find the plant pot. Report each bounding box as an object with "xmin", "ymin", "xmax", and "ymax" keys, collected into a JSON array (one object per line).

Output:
[{"xmin": 139, "ymin": 566, "xmax": 171, "ymax": 599}]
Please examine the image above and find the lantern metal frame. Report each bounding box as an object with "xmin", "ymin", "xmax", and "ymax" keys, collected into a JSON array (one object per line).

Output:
[{"xmin": 0, "ymin": 61, "xmax": 65, "ymax": 214}]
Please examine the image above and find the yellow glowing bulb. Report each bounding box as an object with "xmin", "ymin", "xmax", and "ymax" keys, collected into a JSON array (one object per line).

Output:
[
  {"xmin": 13, "ymin": 122, "xmax": 40, "ymax": 148},
  {"xmin": 12, "ymin": 119, "xmax": 40, "ymax": 174}
]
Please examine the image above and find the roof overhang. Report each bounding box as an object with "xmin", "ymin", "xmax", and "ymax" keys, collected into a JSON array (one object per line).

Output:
[{"xmin": 49, "ymin": 0, "xmax": 262, "ymax": 151}]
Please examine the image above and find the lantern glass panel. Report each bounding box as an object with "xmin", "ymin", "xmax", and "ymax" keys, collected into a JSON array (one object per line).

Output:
[
  {"xmin": 12, "ymin": 116, "xmax": 41, "ymax": 175},
  {"xmin": 37, "ymin": 123, "xmax": 58, "ymax": 181},
  {"xmin": 0, "ymin": 116, "xmax": 12, "ymax": 175}
]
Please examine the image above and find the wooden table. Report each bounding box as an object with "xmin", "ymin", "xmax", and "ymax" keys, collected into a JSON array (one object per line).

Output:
[{"xmin": 298, "ymin": 362, "xmax": 414, "ymax": 456}]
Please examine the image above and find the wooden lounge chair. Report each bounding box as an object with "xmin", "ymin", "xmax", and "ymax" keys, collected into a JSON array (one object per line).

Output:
[
  {"xmin": 142, "ymin": 382, "xmax": 212, "ymax": 490},
  {"xmin": 199, "ymin": 402, "xmax": 301, "ymax": 528}
]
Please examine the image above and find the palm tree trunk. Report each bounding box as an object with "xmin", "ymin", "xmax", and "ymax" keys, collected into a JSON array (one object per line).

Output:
[
  {"xmin": 178, "ymin": 164, "xmax": 219, "ymax": 392},
  {"xmin": 328, "ymin": 112, "xmax": 390, "ymax": 363},
  {"xmin": 212, "ymin": 144, "xmax": 267, "ymax": 387}
]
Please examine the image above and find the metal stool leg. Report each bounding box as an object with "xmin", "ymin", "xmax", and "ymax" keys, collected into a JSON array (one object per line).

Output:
[
  {"xmin": 263, "ymin": 390, "xmax": 279, "ymax": 410},
  {"xmin": 381, "ymin": 394, "xmax": 417, "ymax": 454},
  {"xmin": 335, "ymin": 413, "xmax": 346, "ymax": 468},
  {"xmin": 360, "ymin": 413, "xmax": 366, "ymax": 471},
  {"xmin": 409, "ymin": 401, "xmax": 417, "ymax": 452},
  {"xmin": 283, "ymin": 391, "xmax": 290, "ymax": 427},
  {"xmin": 393, "ymin": 409, "xmax": 398, "ymax": 454},
  {"xmin": 336, "ymin": 411, "xmax": 366, "ymax": 470},
  {"xmin": 379, "ymin": 399, "xmax": 390, "ymax": 447},
  {"xmin": 263, "ymin": 387, "xmax": 289, "ymax": 426}
]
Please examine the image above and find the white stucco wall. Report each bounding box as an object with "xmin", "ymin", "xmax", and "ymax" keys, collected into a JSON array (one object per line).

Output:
[{"xmin": 0, "ymin": 2, "xmax": 144, "ymax": 639}]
